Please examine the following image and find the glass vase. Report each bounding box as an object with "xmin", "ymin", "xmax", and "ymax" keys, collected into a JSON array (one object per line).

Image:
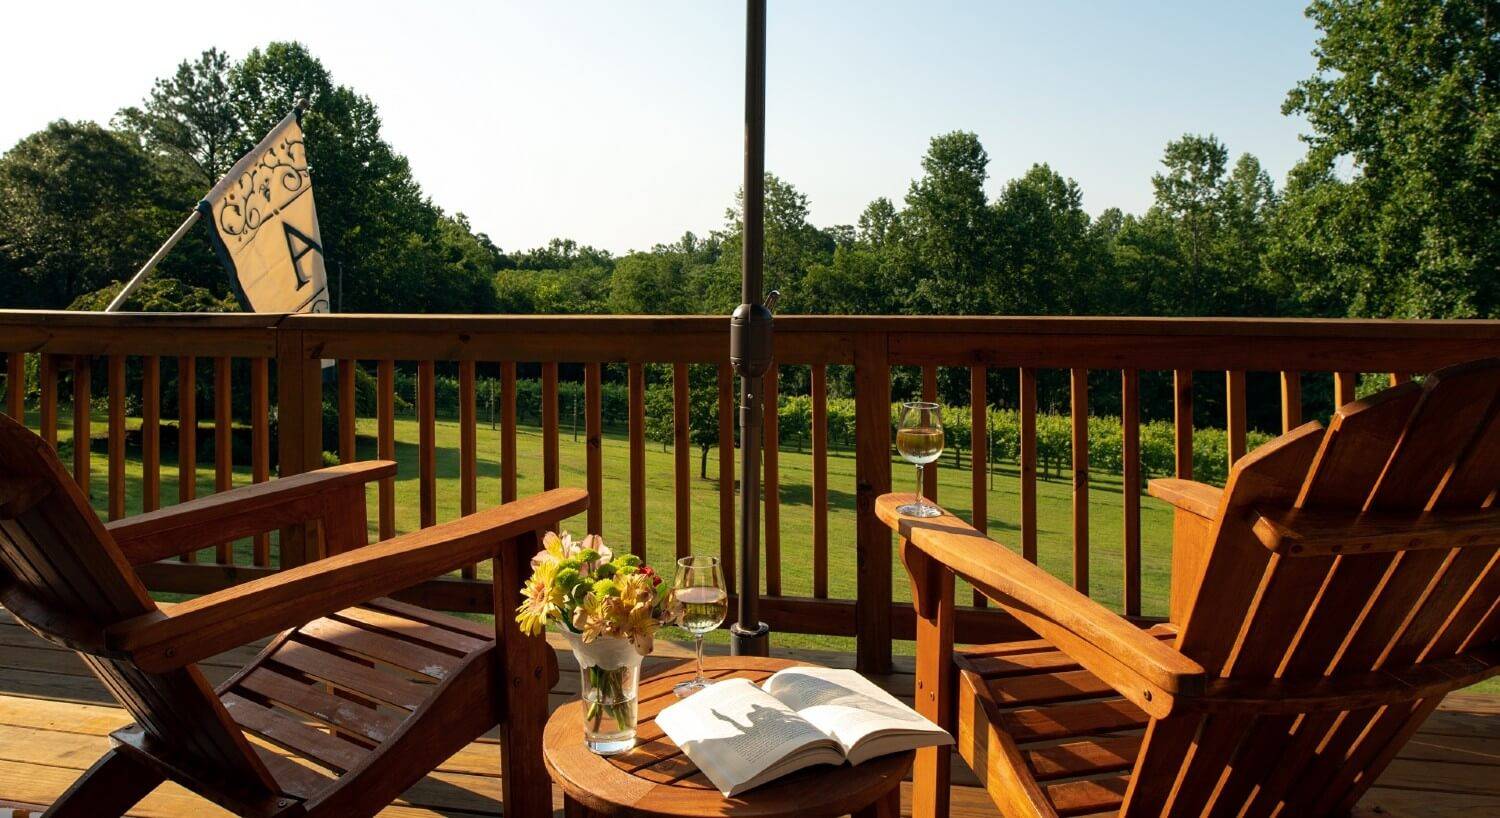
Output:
[{"xmin": 563, "ymin": 631, "xmax": 644, "ymax": 755}]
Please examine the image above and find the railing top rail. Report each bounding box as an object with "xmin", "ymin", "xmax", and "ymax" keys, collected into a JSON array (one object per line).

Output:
[
  {"xmin": 2, "ymin": 310, "xmax": 1499, "ymax": 369},
  {"xmin": 2, "ymin": 309, "xmax": 1498, "ymax": 337}
]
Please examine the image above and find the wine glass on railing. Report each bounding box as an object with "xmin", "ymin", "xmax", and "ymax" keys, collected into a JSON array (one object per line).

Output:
[
  {"xmin": 896, "ymin": 401, "xmax": 945, "ymax": 518},
  {"xmin": 671, "ymin": 555, "xmax": 726, "ymax": 697}
]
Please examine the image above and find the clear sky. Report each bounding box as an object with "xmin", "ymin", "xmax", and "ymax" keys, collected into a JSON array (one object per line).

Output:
[{"xmin": 3, "ymin": 1, "xmax": 1319, "ymax": 255}]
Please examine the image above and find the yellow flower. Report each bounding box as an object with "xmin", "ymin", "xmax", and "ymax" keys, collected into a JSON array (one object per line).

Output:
[{"xmin": 515, "ymin": 561, "xmax": 563, "ymax": 637}]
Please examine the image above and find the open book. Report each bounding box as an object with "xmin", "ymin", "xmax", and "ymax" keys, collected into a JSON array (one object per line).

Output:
[{"xmin": 654, "ymin": 666, "xmax": 953, "ymax": 797}]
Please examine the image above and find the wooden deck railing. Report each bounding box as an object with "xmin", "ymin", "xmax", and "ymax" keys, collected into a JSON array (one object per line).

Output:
[{"xmin": 3, "ymin": 310, "xmax": 1499, "ymax": 673}]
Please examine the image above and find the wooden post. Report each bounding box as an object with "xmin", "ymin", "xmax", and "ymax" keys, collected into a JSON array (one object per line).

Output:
[
  {"xmin": 250, "ymin": 358, "xmax": 269, "ymax": 564},
  {"xmin": 338, "ymin": 359, "xmax": 357, "ymax": 463},
  {"xmin": 542, "ymin": 362, "xmax": 560, "ymax": 490},
  {"xmin": 39, "ymin": 354, "xmax": 57, "ymax": 450},
  {"xmin": 970, "ymin": 366, "xmax": 987, "ymax": 607},
  {"xmin": 377, "ymin": 359, "xmax": 396, "ymax": 540},
  {"xmin": 1019, "ymin": 367, "xmax": 1038, "ymax": 563},
  {"xmin": 1174, "ymin": 369, "xmax": 1193, "ymax": 479},
  {"xmin": 812, "ymin": 364, "xmax": 829, "ymax": 599},
  {"xmin": 763, "ymin": 364, "xmax": 779, "ymax": 595},
  {"xmin": 214, "ymin": 356, "xmax": 232, "ymax": 563},
  {"xmin": 107, "ymin": 355, "xmax": 125, "ymax": 521},
  {"xmin": 275, "ymin": 330, "xmax": 322, "ymax": 567},
  {"xmin": 718, "ymin": 363, "xmax": 736, "ymax": 584},
  {"xmin": 903, "ymin": 539, "xmax": 954, "ymax": 818},
  {"xmin": 1226, "ymin": 369, "xmax": 1246, "ymax": 468},
  {"xmin": 5, "ymin": 352, "xmax": 23, "ymax": 421},
  {"xmin": 1281, "ymin": 371, "xmax": 1302, "ymax": 434},
  {"xmin": 854, "ymin": 334, "xmax": 892, "ymax": 674},
  {"xmin": 72, "ymin": 356, "xmax": 91, "ymax": 494},
  {"xmin": 585, "ymin": 362, "xmax": 603, "ymax": 536},
  {"xmin": 1122, "ymin": 369, "xmax": 1141, "ymax": 617},
  {"xmin": 501, "ymin": 361, "xmax": 518, "ymax": 504},
  {"xmin": 419, "ymin": 360, "xmax": 436, "ymax": 528},
  {"xmin": 493, "ymin": 529, "xmax": 557, "ymax": 818},
  {"xmin": 673, "ymin": 362, "xmax": 691, "ymax": 559},
  {"xmin": 142, "ymin": 357, "xmax": 160, "ymax": 513},
  {"xmin": 629, "ymin": 362, "xmax": 646, "ymax": 558},
  {"xmin": 1070, "ymin": 367, "xmax": 1088, "ymax": 594}
]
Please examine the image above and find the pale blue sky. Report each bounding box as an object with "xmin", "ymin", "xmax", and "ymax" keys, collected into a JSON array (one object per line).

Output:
[{"xmin": 3, "ymin": 1, "xmax": 1319, "ymax": 254}]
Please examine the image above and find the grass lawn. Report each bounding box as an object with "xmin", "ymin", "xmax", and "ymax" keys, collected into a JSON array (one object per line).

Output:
[{"xmin": 45, "ymin": 407, "xmax": 1497, "ymax": 693}]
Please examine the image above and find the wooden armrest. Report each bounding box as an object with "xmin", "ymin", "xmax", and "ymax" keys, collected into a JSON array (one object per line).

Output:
[
  {"xmin": 108, "ymin": 488, "xmax": 588, "ymax": 672},
  {"xmin": 1251, "ymin": 506, "xmax": 1500, "ymax": 556},
  {"xmin": 1148, "ymin": 478, "xmax": 1222, "ymax": 520},
  {"xmin": 878, "ymin": 493, "xmax": 1204, "ymax": 718},
  {"xmin": 106, "ymin": 461, "xmax": 397, "ymax": 565}
]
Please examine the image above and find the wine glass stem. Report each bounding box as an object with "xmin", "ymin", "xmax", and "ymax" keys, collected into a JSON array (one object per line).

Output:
[
  {"xmin": 694, "ymin": 634, "xmax": 705, "ymax": 684},
  {"xmin": 915, "ymin": 463, "xmax": 925, "ymax": 512}
]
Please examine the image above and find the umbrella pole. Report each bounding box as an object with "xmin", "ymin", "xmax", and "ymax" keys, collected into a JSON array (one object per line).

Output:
[{"xmin": 730, "ymin": 0, "xmax": 771, "ymax": 657}]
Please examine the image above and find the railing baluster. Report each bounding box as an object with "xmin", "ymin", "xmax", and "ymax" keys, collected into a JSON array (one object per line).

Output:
[
  {"xmin": 338, "ymin": 359, "xmax": 356, "ymax": 463},
  {"xmin": 460, "ymin": 359, "xmax": 477, "ymax": 578},
  {"xmin": 1281, "ymin": 370, "xmax": 1302, "ymax": 433},
  {"xmin": 718, "ymin": 363, "xmax": 735, "ymax": 582},
  {"xmin": 142, "ymin": 357, "xmax": 160, "ymax": 513},
  {"xmin": 970, "ymin": 366, "xmax": 987, "ymax": 607},
  {"xmin": 542, "ymin": 362, "xmax": 559, "ymax": 490},
  {"xmin": 72, "ymin": 356, "xmax": 90, "ymax": 494},
  {"xmin": 854, "ymin": 334, "xmax": 893, "ymax": 674},
  {"xmin": 214, "ymin": 357, "xmax": 232, "ymax": 563},
  {"xmin": 1391, "ymin": 371, "xmax": 1411, "ymax": 386},
  {"xmin": 178, "ymin": 356, "xmax": 197, "ymax": 533},
  {"xmin": 39, "ymin": 354, "xmax": 57, "ymax": 450},
  {"xmin": 921, "ymin": 365, "xmax": 938, "ymax": 503},
  {"xmin": 1226, "ymin": 369, "xmax": 1246, "ymax": 468},
  {"xmin": 501, "ymin": 361, "xmax": 518, "ymax": 505},
  {"xmin": 811, "ymin": 364, "xmax": 828, "ymax": 599},
  {"xmin": 1334, "ymin": 370, "xmax": 1358, "ymax": 408},
  {"xmin": 419, "ymin": 360, "xmax": 436, "ymax": 529},
  {"xmin": 628, "ymin": 362, "xmax": 646, "ymax": 558},
  {"xmin": 1019, "ymin": 367, "xmax": 1038, "ymax": 564},
  {"xmin": 1070, "ymin": 367, "xmax": 1089, "ymax": 594},
  {"xmin": 585, "ymin": 362, "xmax": 603, "ymax": 537},
  {"xmin": 108, "ymin": 355, "xmax": 125, "ymax": 521},
  {"xmin": 5, "ymin": 352, "xmax": 22, "ymax": 421},
  {"xmin": 673, "ymin": 362, "xmax": 690, "ymax": 560},
  {"xmin": 1122, "ymin": 369, "xmax": 1141, "ymax": 617},
  {"xmin": 377, "ymin": 359, "xmax": 396, "ymax": 540},
  {"xmin": 763, "ymin": 364, "xmax": 780, "ymax": 595},
  {"xmin": 250, "ymin": 358, "xmax": 269, "ymax": 564},
  {"xmin": 1174, "ymin": 369, "xmax": 1193, "ymax": 479}
]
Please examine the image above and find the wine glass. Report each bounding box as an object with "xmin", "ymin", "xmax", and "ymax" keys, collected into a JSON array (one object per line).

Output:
[
  {"xmin": 896, "ymin": 401, "xmax": 945, "ymax": 518},
  {"xmin": 671, "ymin": 555, "xmax": 726, "ymax": 697}
]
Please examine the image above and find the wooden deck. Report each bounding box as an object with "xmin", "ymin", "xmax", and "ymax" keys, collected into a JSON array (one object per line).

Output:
[{"xmin": 0, "ymin": 610, "xmax": 1496, "ymax": 818}]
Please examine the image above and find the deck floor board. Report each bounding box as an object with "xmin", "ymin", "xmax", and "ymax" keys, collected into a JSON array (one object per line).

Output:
[{"xmin": 0, "ymin": 611, "xmax": 1494, "ymax": 817}]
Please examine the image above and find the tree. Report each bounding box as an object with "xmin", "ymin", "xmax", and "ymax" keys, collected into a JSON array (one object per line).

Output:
[
  {"xmin": 1272, "ymin": 0, "xmax": 1499, "ymax": 317},
  {"xmin": 716, "ymin": 173, "xmax": 834, "ymax": 314},
  {"xmin": 0, "ymin": 121, "xmax": 209, "ymax": 307},
  {"xmin": 992, "ymin": 163, "xmax": 1097, "ymax": 314},
  {"xmin": 898, "ymin": 131, "xmax": 996, "ymax": 315},
  {"xmin": 115, "ymin": 48, "xmax": 241, "ymax": 188}
]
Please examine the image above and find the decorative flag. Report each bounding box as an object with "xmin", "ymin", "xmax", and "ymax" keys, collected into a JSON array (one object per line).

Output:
[{"xmin": 198, "ymin": 110, "xmax": 330, "ymax": 314}]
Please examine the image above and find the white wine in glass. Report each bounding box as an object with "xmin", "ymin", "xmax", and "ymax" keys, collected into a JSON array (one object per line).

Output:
[
  {"xmin": 896, "ymin": 401, "xmax": 945, "ymax": 518},
  {"xmin": 671, "ymin": 555, "xmax": 725, "ymax": 698}
]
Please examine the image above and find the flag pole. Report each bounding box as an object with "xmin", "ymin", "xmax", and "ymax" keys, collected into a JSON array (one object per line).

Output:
[{"xmin": 104, "ymin": 208, "xmax": 201, "ymax": 312}]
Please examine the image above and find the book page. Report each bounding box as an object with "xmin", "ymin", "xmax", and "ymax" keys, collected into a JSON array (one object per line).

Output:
[
  {"xmin": 762, "ymin": 666, "xmax": 952, "ymax": 761},
  {"xmin": 655, "ymin": 678, "xmax": 840, "ymax": 796}
]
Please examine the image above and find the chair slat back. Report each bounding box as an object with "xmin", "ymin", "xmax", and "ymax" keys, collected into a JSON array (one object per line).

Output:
[
  {"xmin": 0, "ymin": 414, "xmax": 276, "ymax": 792},
  {"xmin": 1122, "ymin": 359, "xmax": 1500, "ymax": 818}
]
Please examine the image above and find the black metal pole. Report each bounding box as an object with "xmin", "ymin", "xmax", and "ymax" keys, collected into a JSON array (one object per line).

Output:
[{"xmin": 730, "ymin": 0, "xmax": 771, "ymax": 656}]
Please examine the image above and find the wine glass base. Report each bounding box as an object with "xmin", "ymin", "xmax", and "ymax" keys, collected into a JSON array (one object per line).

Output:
[
  {"xmin": 897, "ymin": 503, "xmax": 943, "ymax": 518},
  {"xmin": 673, "ymin": 678, "xmax": 712, "ymax": 698}
]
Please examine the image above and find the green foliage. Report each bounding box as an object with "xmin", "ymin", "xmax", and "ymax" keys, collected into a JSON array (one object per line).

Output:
[{"xmin": 1270, "ymin": 0, "xmax": 1499, "ymax": 318}]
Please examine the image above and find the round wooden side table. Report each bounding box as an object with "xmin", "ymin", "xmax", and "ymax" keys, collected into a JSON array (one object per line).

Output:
[{"xmin": 543, "ymin": 655, "xmax": 912, "ymax": 818}]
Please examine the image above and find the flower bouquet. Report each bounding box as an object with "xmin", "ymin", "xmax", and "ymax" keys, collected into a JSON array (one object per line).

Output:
[{"xmin": 515, "ymin": 531, "xmax": 673, "ymax": 754}]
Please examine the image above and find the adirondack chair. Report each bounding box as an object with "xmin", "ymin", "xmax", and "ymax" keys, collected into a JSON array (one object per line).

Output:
[
  {"xmin": 883, "ymin": 358, "xmax": 1500, "ymax": 818},
  {"xmin": 0, "ymin": 413, "xmax": 587, "ymax": 818}
]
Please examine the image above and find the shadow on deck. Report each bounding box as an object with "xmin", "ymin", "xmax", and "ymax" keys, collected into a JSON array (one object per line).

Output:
[{"xmin": 0, "ymin": 609, "xmax": 1495, "ymax": 817}]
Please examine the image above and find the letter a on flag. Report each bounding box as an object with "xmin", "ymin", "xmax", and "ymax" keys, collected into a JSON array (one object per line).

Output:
[{"xmin": 198, "ymin": 111, "xmax": 330, "ymax": 314}]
